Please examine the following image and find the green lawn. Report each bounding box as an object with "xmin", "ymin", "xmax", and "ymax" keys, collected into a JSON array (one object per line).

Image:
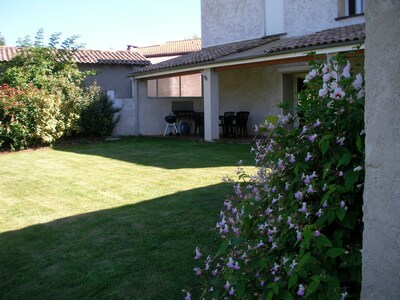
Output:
[{"xmin": 0, "ymin": 137, "xmax": 254, "ymax": 299}]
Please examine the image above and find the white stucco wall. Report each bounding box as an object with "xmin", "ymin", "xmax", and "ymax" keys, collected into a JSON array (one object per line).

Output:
[
  {"xmin": 201, "ymin": 0, "xmax": 365, "ymax": 47},
  {"xmin": 362, "ymin": 1, "xmax": 400, "ymax": 299},
  {"xmin": 284, "ymin": 0, "xmax": 365, "ymax": 37},
  {"xmin": 219, "ymin": 65, "xmax": 283, "ymax": 134},
  {"xmin": 201, "ymin": 0, "xmax": 265, "ymax": 48},
  {"xmin": 111, "ymin": 98, "xmax": 137, "ymax": 136}
]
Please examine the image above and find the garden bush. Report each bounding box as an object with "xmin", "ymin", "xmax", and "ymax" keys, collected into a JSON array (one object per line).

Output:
[
  {"xmin": 0, "ymin": 84, "xmax": 64, "ymax": 150},
  {"xmin": 186, "ymin": 53, "xmax": 365, "ymax": 299},
  {"xmin": 0, "ymin": 30, "xmax": 119, "ymax": 150},
  {"xmin": 77, "ymin": 84, "xmax": 120, "ymax": 137}
]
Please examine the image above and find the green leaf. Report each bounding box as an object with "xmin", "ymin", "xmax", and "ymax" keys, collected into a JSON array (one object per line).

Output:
[
  {"xmin": 356, "ymin": 135, "xmax": 363, "ymax": 152},
  {"xmin": 214, "ymin": 241, "xmax": 229, "ymax": 257},
  {"xmin": 265, "ymin": 290, "xmax": 274, "ymax": 300},
  {"xmin": 336, "ymin": 208, "xmax": 346, "ymax": 221},
  {"xmin": 327, "ymin": 210, "xmax": 335, "ymax": 225},
  {"xmin": 298, "ymin": 252, "xmax": 311, "ymax": 268},
  {"xmin": 337, "ymin": 151, "xmax": 352, "ymax": 168},
  {"xmin": 326, "ymin": 248, "xmax": 346, "ymax": 258},
  {"xmin": 344, "ymin": 170, "xmax": 359, "ymax": 189},
  {"xmin": 283, "ymin": 290, "xmax": 294, "ymax": 300},
  {"xmin": 316, "ymin": 234, "xmax": 333, "ymax": 248},
  {"xmin": 236, "ymin": 280, "xmax": 246, "ymax": 297},
  {"xmin": 273, "ymin": 285, "xmax": 279, "ymax": 295},
  {"xmin": 288, "ymin": 273, "xmax": 298, "ymax": 289},
  {"xmin": 319, "ymin": 139, "xmax": 330, "ymax": 154},
  {"xmin": 305, "ymin": 279, "xmax": 320, "ymax": 297},
  {"xmin": 231, "ymin": 237, "xmax": 246, "ymax": 245}
]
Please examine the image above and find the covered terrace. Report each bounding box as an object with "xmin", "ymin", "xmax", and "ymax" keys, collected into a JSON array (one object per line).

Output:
[{"xmin": 130, "ymin": 24, "xmax": 365, "ymax": 141}]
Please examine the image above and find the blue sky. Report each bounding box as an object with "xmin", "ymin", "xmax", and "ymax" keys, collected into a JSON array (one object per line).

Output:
[{"xmin": 0, "ymin": 0, "xmax": 201, "ymax": 50}]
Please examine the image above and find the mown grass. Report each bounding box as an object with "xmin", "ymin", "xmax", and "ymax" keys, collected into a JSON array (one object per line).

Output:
[{"xmin": 0, "ymin": 137, "xmax": 255, "ymax": 299}]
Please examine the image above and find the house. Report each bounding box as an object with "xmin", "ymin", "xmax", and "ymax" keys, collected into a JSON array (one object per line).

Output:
[
  {"xmin": 0, "ymin": 46, "xmax": 150, "ymax": 135},
  {"xmin": 136, "ymin": 38, "xmax": 201, "ymax": 64},
  {"xmin": 129, "ymin": 0, "xmax": 365, "ymax": 141}
]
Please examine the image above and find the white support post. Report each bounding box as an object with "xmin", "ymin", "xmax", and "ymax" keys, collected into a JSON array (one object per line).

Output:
[{"xmin": 202, "ymin": 68, "xmax": 219, "ymax": 141}]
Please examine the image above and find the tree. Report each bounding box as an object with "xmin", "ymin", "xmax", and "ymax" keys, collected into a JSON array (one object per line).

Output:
[
  {"xmin": 0, "ymin": 29, "xmax": 93, "ymax": 149},
  {"xmin": 0, "ymin": 32, "xmax": 5, "ymax": 46}
]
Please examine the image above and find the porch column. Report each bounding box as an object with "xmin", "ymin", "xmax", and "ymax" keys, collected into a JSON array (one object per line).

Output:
[{"xmin": 203, "ymin": 68, "xmax": 219, "ymax": 141}]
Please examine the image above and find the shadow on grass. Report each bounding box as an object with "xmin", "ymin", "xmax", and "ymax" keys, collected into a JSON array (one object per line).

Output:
[
  {"xmin": 53, "ymin": 137, "xmax": 254, "ymax": 170},
  {"xmin": 0, "ymin": 183, "xmax": 230, "ymax": 300}
]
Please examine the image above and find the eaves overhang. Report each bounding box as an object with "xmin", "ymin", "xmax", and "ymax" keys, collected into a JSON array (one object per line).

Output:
[{"xmin": 131, "ymin": 41, "xmax": 364, "ymax": 80}]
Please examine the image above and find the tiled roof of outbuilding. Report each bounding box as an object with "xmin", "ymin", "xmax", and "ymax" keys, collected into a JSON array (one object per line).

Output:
[
  {"xmin": 0, "ymin": 46, "xmax": 150, "ymax": 66},
  {"xmin": 137, "ymin": 38, "xmax": 201, "ymax": 57},
  {"xmin": 133, "ymin": 23, "xmax": 365, "ymax": 75}
]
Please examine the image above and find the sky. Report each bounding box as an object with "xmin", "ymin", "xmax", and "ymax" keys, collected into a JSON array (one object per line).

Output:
[{"xmin": 0, "ymin": 0, "xmax": 201, "ymax": 50}]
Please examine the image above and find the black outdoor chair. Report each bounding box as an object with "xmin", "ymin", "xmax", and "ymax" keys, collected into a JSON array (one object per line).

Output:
[
  {"xmin": 235, "ymin": 111, "xmax": 250, "ymax": 137},
  {"xmin": 193, "ymin": 112, "xmax": 204, "ymax": 136},
  {"xmin": 222, "ymin": 111, "xmax": 236, "ymax": 137}
]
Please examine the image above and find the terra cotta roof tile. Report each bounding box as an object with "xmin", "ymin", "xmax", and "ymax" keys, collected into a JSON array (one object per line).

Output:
[
  {"xmin": 132, "ymin": 23, "xmax": 365, "ymax": 75},
  {"xmin": 0, "ymin": 47, "xmax": 150, "ymax": 66},
  {"xmin": 137, "ymin": 38, "xmax": 201, "ymax": 57}
]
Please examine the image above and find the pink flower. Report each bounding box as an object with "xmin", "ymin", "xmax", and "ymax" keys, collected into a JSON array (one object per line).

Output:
[
  {"xmin": 342, "ymin": 61, "xmax": 351, "ymax": 78},
  {"xmin": 193, "ymin": 267, "xmax": 202, "ymax": 276},
  {"xmin": 319, "ymin": 82, "xmax": 329, "ymax": 96},
  {"xmin": 194, "ymin": 247, "xmax": 202, "ymax": 260},
  {"xmin": 308, "ymin": 134, "xmax": 318, "ymax": 142},
  {"xmin": 295, "ymin": 191, "xmax": 304, "ymax": 200},
  {"xmin": 352, "ymin": 73, "xmax": 363, "ymax": 90},
  {"xmin": 304, "ymin": 69, "xmax": 317, "ymax": 83},
  {"xmin": 336, "ymin": 136, "xmax": 346, "ymax": 146},
  {"xmin": 305, "ymin": 152, "xmax": 312, "ymax": 161},
  {"xmin": 323, "ymin": 73, "xmax": 332, "ymax": 82},
  {"xmin": 357, "ymin": 87, "xmax": 365, "ymax": 99},
  {"xmin": 297, "ymin": 284, "xmax": 305, "ymax": 296},
  {"xmin": 229, "ymin": 287, "xmax": 235, "ymax": 296},
  {"xmin": 313, "ymin": 119, "xmax": 321, "ymax": 127},
  {"xmin": 330, "ymin": 86, "xmax": 346, "ymax": 100},
  {"xmin": 298, "ymin": 202, "xmax": 307, "ymax": 214}
]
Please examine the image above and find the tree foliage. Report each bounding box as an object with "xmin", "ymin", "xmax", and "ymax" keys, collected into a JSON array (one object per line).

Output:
[
  {"xmin": 0, "ymin": 32, "xmax": 5, "ymax": 46},
  {"xmin": 0, "ymin": 29, "xmax": 117, "ymax": 150}
]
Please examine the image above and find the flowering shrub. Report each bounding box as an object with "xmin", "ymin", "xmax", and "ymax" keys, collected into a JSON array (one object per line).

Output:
[
  {"xmin": 0, "ymin": 84, "xmax": 64, "ymax": 150},
  {"xmin": 187, "ymin": 54, "xmax": 365, "ymax": 299}
]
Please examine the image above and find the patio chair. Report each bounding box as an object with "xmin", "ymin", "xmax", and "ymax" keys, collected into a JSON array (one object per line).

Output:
[
  {"xmin": 193, "ymin": 112, "xmax": 204, "ymax": 136},
  {"xmin": 235, "ymin": 111, "xmax": 250, "ymax": 137},
  {"xmin": 222, "ymin": 111, "xmax": 236, "ymax": 137}
]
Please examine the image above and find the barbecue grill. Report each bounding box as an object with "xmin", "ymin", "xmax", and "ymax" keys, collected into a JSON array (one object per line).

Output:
[{"xmin": 163, "ymin": 115, "xmax": 180, "ymax": 136}]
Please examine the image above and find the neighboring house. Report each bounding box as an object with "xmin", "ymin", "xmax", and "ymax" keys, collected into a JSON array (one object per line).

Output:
[
  {"xmin": 136, "ymin": 38, "xmax": 201, "ymax": 64},
  {"xmin": 0, "ymin": 46, "xmax": 150, "ymax": 135},
  {"xmin": 129, "ymin": 0, "xmax": 365, "ymax": 141}
]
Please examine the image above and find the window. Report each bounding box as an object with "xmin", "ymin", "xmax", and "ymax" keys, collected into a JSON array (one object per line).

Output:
[
  {"xmin": 338, "ymin": 0, "xmax": 365, "ymax": 18},
  {"xmin": 147, "ymin": 73, "xmax": 202, "ymax": 98}
]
